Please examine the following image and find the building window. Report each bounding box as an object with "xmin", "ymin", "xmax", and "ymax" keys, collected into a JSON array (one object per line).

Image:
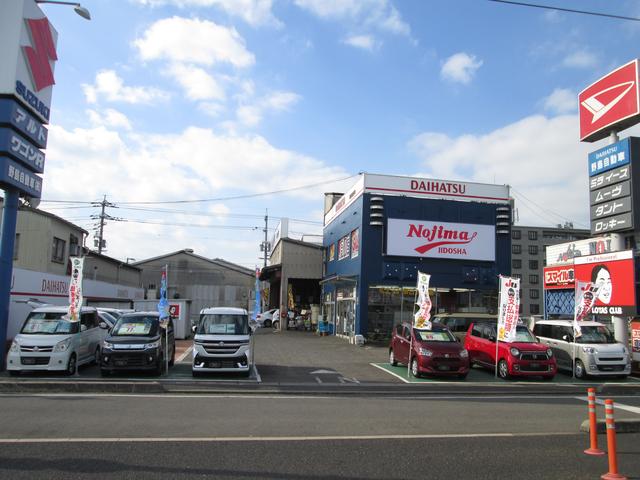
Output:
[
  {"xmin": 512, "ymin": 230, "xmax": 521, "ymax": 240},
  {"xmin": 69, "ymin": 234, "xmax": 79, "ymax": 257},
  {"xmin": 528, "ymin": 245, "xmax": 538, "ymax": 255},
  {"xmin": 512, "ymin": 244, "xmax": 521, "ymax": 254},
  {"xmin": 512, "ymin": 259, "xmax": 521, "ymax": 269},
  {"xmin": 512, "ymin": 273, "xmax": 522, "ymax": 280},
  {"xmin": 529, "ymin": 260, "xmax": 538, "ymax": 270},
  {"xmin": 13, "ymin": 233, "xmax": 19, "ymax": 261},
  {"xmin": 528, "ymin": 230, "xmax": 538, "ymax": 241},
  {"xmin": 530, "ymin": 304, "xmax": 540, "ymax": 314},
  {"xmin": 52, "ymin": 237, "xmax": 66, "ymax": 263},
  {"xmin": 530, "ymin": 289, "xmax": 539, "ymax": 299},
  {"xmin": 529, "ymin": 274, "xmax": 539, "ymax": 284}
]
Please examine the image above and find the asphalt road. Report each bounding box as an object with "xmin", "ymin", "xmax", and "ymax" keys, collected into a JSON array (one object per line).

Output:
[{"xmin": 0, "ymin": 393, "xmax": 639, "ymax": 479}]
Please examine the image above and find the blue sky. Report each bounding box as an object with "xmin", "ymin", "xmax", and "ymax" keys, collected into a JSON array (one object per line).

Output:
[{"xmin": 31, "ymin": 0, "xmax": 640, "ymax": 267}]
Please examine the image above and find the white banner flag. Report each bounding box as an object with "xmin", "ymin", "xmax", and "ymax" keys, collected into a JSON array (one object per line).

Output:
[
  {"xmin": 414, "ymin": 271, "xmax": 432, "ymax": 330},
  {"xmin": 497, "ymin": 276, "xmax": 520, "ymax": 343},
  {"xmin": 574, "ymin": 281, "xmax": 601, "ymax": 337},
  {"xmin": 68, "ymin": 256, "xmax": 84, "ymax": 322}
]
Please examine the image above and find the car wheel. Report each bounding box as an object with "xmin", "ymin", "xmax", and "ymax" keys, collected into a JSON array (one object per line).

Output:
[
  {"xmin": 389, "ymin": 349, "xmax": 398, "ymax": 366},
  {"xmin": 264, "ymin": 319, "xmax": 272, "ymax": 328},
  {"xmin": 8, "ymin": 370, "xmax": 20, "ymax": 377},
  {"xmin": 411, "ymin": 358, "xmax": 420, "ymax": 378},
  {"xmin": 574, "ymin": 359, "xmax": 586, "ymax": 379},
  {"xmin": 93, "ymin": 346, "xmax": 101, "ymax": 365},
  {"xmin": 498, "ymin": 359, "xmax": 509, "ymax": 379},
  {"xmin": 65, "ymin": 354, "xmax": 77, "ymax": 376},
  {"xmin": 272, "ymin": 320, "xmax": 279, "ymax": 329}
]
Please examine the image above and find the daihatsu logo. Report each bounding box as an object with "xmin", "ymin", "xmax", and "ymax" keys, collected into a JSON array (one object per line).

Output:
[{"xmin": 581, "ymin": 81, "xmax": 635, "ymax": 124}]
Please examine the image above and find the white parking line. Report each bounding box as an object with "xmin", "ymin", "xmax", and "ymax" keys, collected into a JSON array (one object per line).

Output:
[
  {"xmin": 0, "ymin": 431, "xmax": 579, "ymax": 444},
  {"xmin": 371, "ymin": 363, "xmax": 410, "ymax": 383},
  {"xmin": 575, "ymin": 396, "xmax": 640, "ymax": 415},
  {"xmin": 176, "ymin": 345, "xmax": 193, "ymax": 363}
]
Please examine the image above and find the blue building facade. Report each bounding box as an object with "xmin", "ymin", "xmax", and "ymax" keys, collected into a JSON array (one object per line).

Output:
[{"xmin": 321, "ymin": 174, "xmax": 512, "ymax": 340}]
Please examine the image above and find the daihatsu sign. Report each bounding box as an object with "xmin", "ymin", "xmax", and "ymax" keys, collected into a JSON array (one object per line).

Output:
[
  {"xmin": 579, "ymin": 59, "xmax": 640, "ymax": 143},
  {"xmin": 0, "ymin": 0, "xmax": 58, "ymax": 124}
]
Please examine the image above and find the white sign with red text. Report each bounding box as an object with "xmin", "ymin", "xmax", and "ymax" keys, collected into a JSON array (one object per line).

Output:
[
  {"xmin": 386, "ymin": 218, "xmax": 495, "ymax": 260},
  {"xmin": 497, "ymin": 276, "xmax": 520, "ymax": 343}
]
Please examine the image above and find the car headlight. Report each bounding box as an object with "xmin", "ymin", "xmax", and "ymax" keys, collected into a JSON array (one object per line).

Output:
[
  {"xmin": 53, "ymin": 338, "xmax": 71, "ymax": 352},
  {"xmin": 103, "ymin": 341, "xmax": 114, "ymax": 350},
  {"xmin": 418, "ymin": 347, "xmax": 433, "ymax": 357},
  {"xmin": 510, "ymin": 347, "xmax": 520, "ymax": 357},
  {"xmin": 145, "ymin": 340, "xmax": 161, "ymax": 349},
  {"xmin": 9, "ymin": 341, "xmax": 19, "ymax": 353},
  {"xmin": 582, "ymin": 347, "xmax": 597, "ymax": 354},
  {"xmin": 546, "ymin": 348, "xmax": 553, "ymax": 357},
  {"xmin": 460, "ymin": 349, "xmax": 469, "ymax": 358}
]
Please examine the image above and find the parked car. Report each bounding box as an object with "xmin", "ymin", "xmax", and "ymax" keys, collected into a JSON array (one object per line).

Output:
[
  {"xmin": 100, "ymin": 312, "xmax": 175, "ymax": 376},
  {"xmin": 464, "ymin": 322, "xmax": 556, "ymax": 380},
  {"xmin": 533, "ymin": 320, "xmax": 631, "ymax": 379},
  {"xmin": 255, "ymin": 308, "xmax": 278, "ymax": 328},
  {"xmin": 97, "ymin": 307, "xmax": 135, "ymax": 323},
  {"xmin": 432, "ymin": 313, "xmax": 497, "ymax": 342},
  {"xmin": 6, "ymin": 306, "xmax": 106, "ymax": 376},
  {"xmin": 388, "ymin": 323, "xmax": 470, "ymax": 379},
  {"xmin": 192, "ymin": 307, "xmax": 253, "ymax": 376},
  {"xmin": 97, "ymin": 310, "xmax": 118, "ymax": 330}
]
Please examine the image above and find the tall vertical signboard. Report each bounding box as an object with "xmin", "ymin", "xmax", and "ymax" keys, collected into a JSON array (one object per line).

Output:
[{"xmin": 0, "ymin": 0, "xmax": 57, "ymax": 369}]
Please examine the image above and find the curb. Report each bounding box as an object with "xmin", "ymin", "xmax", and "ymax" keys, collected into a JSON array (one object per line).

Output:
[{"xmin": 580, "ymin": 419, "xmax": 640, "ymax": 434}]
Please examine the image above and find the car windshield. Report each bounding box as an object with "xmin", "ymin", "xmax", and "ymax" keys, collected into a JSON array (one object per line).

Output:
[
  {"xmin": 112, "ymin": 316, "xmax": 159, "ymax": 336},
  {"xmin": 414, "ymin": 329, "xmax": 455, "ymax": 342},
  {"xmin": 513, "ymin": 326, "xmax": 536, "ymax": 343},
  {"xmin": 198, "ymin": 314, "xmax": 249, "ymax": 335},
  {"xmin": 21, "ymin": 312, "xmax": 79, "ymax": 335},
  {"xmin": 576, "ymin": 325, "xmax": 616, "ymax": 344}
]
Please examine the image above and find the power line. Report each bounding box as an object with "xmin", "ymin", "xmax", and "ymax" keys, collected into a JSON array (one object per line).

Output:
[
  {"xmin": 511, "ymin": 188, "xmax": 588, "ymax": 228},
  {"xmin": 487, "ymin": 0, "xmax": 640, "ymax": 22}
]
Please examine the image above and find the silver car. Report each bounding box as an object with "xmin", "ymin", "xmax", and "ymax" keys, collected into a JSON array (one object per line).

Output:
[{"xmin": 533, "ymin": 319, "xmax": 631, "ymax": 379}]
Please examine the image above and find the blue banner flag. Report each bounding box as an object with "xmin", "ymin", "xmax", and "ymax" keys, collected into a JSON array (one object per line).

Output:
[{"xmin": 252, "ymin": 268, "xmax": 261, "ymax": 320}]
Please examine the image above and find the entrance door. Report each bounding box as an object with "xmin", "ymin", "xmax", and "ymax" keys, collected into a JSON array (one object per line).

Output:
[{"xmin": 336, "ymin": 299, "xmax": 355, "ymax": 336}]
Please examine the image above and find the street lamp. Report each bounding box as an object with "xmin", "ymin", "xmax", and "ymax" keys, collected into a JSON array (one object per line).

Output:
[{"xmin": 35, "ymin": 0, "xmax": 91, "ymax": 20}]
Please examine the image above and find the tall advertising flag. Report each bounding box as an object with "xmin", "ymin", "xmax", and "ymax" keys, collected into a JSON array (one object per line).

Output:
[
  {"xmin": 573, "ymin": 281, "xmax": 601, "ymax": 337},
  {"xmin": 414, "ymin": 272, "xmax": 432, "ymax": 330},
  {"xmin": 157, "ymin": 265, "xmax": 169, "ymax": 328},
  {"xmin": 497, "ymin": 276, "xmax": 520, "ymax": 343},
  {"xmin": 252, "ymin": 268, "xmax": 261, "ymax": 321},
  {"xmin": 68, "ymin": 256, "xmax": 84, "ymax": 322}
]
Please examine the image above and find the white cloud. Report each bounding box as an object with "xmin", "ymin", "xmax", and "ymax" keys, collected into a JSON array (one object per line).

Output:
[
  {"xmin": 237, "ymin": 91, "xmax": 301, "ymax": 126},
  {"xmin": 343, "ymin": 34, "xmax": 378, "ymax": 51},
  {"xmin": 87, "ymin": 108, "xmax": 133, "ymax": 130},
  {"xmin": 542, "ymin": 88, "xmax": 576, "ymax": 115},
  {"xmin": 197, "ymin": 101, "xmax": 226, "ymax": 117},
  {"xmin": 440, "ymin": 52, "xmax": 483, "ymax": 85},
  {"xmin": 134, "ymin": 16, "xmax": 255, "ymax": 68},
  {"xmin": 562, "ymin": 50, "xmax": 597, "ymax": 68},
  {"xmin": 131, "ymin": 0, "xmax": 282, "ymax": 28},
  {"xmin": 409, "ymin": 114, "xmax": 593, "ymax": 228},
  {"xmin": 166, "ymin": 63, "xmax": 225, "ymax": 101},
  {"xmin": 82, "ymin": 70, "xmax": 170, "ymax": 104},
  {"xmin": 294, "ymin": 0, "xmax": 410, "ymax": 36}
]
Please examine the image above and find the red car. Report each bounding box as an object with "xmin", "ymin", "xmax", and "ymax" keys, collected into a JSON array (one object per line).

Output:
[
  {"xmin": 464, "ymin": 322, "xmax": 556, "ymax": 380},
  {"xmin": 389, "ymin": 323, "xmax": 470, "ymax": 379}
]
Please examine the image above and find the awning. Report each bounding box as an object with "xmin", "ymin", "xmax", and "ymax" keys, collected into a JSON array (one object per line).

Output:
[
  {"xmin": 259, "ymin": 264, "xmax": 281, "ymax": 281},
  {"xmin": 319, "ymin": 274, "xmax": 358, "ymax": 285}
]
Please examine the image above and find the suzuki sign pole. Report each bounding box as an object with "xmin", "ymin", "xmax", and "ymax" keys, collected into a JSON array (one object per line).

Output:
[{"xmin": 0, "ymin": 0, "xmax": 89, "ymax": 371}]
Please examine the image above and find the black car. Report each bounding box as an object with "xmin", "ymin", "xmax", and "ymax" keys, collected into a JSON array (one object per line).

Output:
[{"xmin": 100, "ymin": 312, "xmax": 175, "ymax": 376}]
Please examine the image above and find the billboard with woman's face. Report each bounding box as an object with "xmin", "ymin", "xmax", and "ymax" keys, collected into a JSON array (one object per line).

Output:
[{"xmin": 574, "ymin": 250, "xmax": 636, "ymax": 315}]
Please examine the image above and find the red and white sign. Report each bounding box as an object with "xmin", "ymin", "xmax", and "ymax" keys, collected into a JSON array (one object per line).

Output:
[
  {"xmin": 386, "ymin": 218, "xmax": 495, "ymax": 261},
  {"xmin": 574, "ymin": 250, "xmax": 636, "ymax": 315},
  {"xmin": 497, "ymin": 276, "xmax": 520, "ymax": 343},
  {"xmin": 543, "ymin": 265, "xmax": 575, "ymax": 290},
  {"xmin": 579, "ymin": 59, "xmax": 640, "ymax": 142},
  {"xmin": 630, "ymin": 320, "xmax": 640, "ymax": 356},
  {"xmin": 0, "ymin": 0, "xmax": 57, "ymax": 123}
]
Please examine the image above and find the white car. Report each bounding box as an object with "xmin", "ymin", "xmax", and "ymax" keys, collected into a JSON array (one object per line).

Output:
[
  {"xmin": 255, "ymin": 308, "xmax": 278, "ymax": 328},
  {"xmin": 6, "ymin": 306, "xmax": 108, "ymax": 376}
]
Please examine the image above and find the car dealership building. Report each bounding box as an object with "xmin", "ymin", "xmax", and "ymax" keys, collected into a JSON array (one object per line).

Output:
[{"xmin": 321, "ymin": 173, "xmax": 512, "ymax": 341}]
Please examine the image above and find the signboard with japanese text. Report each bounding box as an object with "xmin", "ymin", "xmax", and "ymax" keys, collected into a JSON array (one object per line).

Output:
[
  {"xmin": 592, "ymin": 212, "xmax": 633, "ymax": 234},
  {"xmin": 0, "ymin": 98, "xmax": 47, "ymax": 148},
  {"xmin": 590, "ymin": 181, "xmax": 631, "ymax": 205},
  {"xmin": 497, "ymin": 276, "xmax": 520, "ymax": 343},
  {"xmin": 590, "ymin": 164, "xmax": 630, "ymax": 191},
  {"xmin": 414, "ymin": 272, "xmax": 432, "ymax": 330},
  {"xmin": 588, "ymin": 138, "xmax": 630, "ymax": 177},
  {"xmin": 545, "ymin": 235, "xmax": 623, "ymax": 265},
  {"xmin": 0, "ymin": 128, "xmax": 45, "ymax": 173},
  {"xmin": 328, "ymin": 243, "xmax": 335, "ymax": 261},
  {"xmin": 386, "ymin": 218, "xmax": 495, "ymax": 261},
  {"xmin": 632, "ymin": 321, "xmax": 640, "ymax": 358},
  {"xmin": 338, "ymin": 234, "xmax": 350, "ymax": 260},
  {"xmin": 0, "ymin": 156, "xmax": 42, "ymax": 197},
  {"xmin": 590, "ymin": 197, "xmax": 632, "ymax": 220},
  {"xmin": 350, "ymin": 229, "xmax": 359, "ymax": 259},
  {"xmin": 68, "ymin": 257, "xmax": 84, "ymax": 322},
  {"xmin": 579, "ymin": 60, "xmax": 640, "ymax": 143},
  {"xmin": 543, "ymin": 265, "xmax": 575, "ymax": 290},
  {"xmin": 574, "ymin": 250, "xmax": 636, "ymax": 316}
]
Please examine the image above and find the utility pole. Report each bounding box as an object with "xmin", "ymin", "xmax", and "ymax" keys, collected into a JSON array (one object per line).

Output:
[
  {"xmin": 263, "ymin": 209, "xmax": 268, "ymax": 268},
  {"xmin": 97, "ymin": 195, "xmax": 107, "ymax": 254},
  {"xmin": 90, "ymin": 195, "xmax": 120, "ymax": 254}
]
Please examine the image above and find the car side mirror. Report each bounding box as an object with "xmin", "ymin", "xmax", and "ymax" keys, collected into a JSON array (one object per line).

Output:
[
  {"xmin": 562, "ymin": 335, "xmax": 569, "ymax": 342},
  {"xmin": 99, "ymin": 321, "xmax": 108, "ymax": 329},
  {"xmin": 191, "ymin": 324, "xmax": 197, "ymax": 334}
]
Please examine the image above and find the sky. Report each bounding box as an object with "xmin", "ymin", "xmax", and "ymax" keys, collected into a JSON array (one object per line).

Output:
[{"xmin": 22, "ymin": 0, "xmax": 640, "ymax": 268}]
